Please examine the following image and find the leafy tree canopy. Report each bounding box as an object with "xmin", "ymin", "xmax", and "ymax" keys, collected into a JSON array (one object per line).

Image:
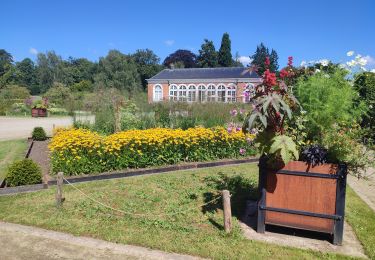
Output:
[
  {"xmin": 251, "ymin": 43, "xmax": 279, "ymax": 74},
  {"xmin": 163, "ymin": 49, "xmax": 197, "ymax": 68},
  {"xmin": 197, "ymin": 39, "xmax": 218, "ymax": 68},
  {"xmin": 218, "ymin": 33, "xmax": 232, "ymax": 67}
]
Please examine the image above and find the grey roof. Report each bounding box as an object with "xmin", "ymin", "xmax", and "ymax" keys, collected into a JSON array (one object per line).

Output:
[{"xmin": 148, "ymin": 67, "xmax": 260, "ymax": 80}]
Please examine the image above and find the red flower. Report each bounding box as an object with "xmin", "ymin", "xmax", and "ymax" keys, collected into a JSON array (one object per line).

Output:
[
  {"xmin": 265, "ymin": 56, "xmax": 270, "ymax": 66},
  {"xmin": 280, "ymin": 69, "xmax": 289, "ymax": 78},
  {"xmin": 263, "ymin": 69, "xmax": 277, "ymax": 87},
  {"xmin": 288, "ymin": 56, "xmax": 293, "ymax": 67}
]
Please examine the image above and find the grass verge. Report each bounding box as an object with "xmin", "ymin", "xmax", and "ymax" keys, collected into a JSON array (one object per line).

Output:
[
  {"xmin": 0, "ymin": 163, "xmax": 361, "ymax": 259},
  {"xmin": 0, "ymin": 139, "xmax": 28, "ymax": 182},
  {"xmin": 346, "ymin": 186, "xmax": 375, "ymax": 259}
]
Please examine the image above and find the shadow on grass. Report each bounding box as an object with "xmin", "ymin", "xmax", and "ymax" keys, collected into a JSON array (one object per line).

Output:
[{"xmin": 202, "ymin": 171, "xmax": 258, "ymax": 230}]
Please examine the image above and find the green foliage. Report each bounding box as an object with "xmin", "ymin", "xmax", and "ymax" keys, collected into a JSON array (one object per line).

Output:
[
  {"xmin": 43, "ymin": 83, "xmax": 72, "ymax": 107},
  {"xmin": 14, "ymin": 58, "xmax": 38, "ymax": 94},
  {"xmin": 6, "ymin": 159, "xmax": 42, "ymax": 187},
  {"xmin": 250, "ymin": 43, "xmax": 279, "ymax": 74},
  {"xmin": 295, "ymin": 69, "xmax": 365, "ymax": 140},
  {"xmin": 354, "ymin": 72, "xmax": 375, "ymax": 141},
  {"xmin": 0, "ymin": 85, "xmax": 30, "ymax": 99},
  {"xmin": 322, "ymin": 124, "xmax": 374, "ymax": 178},
  {"xmin": 7, "ymin": 102, "xmax": 30, "ymax": 116},
  {"xmin": 269, "ymin": 135, "xmax": 299, "ymax": 164},
  {"xmin": 32, "ymin": 127, "xmax": 47, "ymax": 141},
  {"xmin": 131, "ymin": 49, "xmax": 163, "ymax": 90},
  {"xmin": 197, "ymin": 39, "xmax": 218, "ymax": 68},
  {"xmin": 94, "ymin": 50, "xmax": 142, "ymax": 95},
  {"xmin": 163, "ymin": 50, "xmax": 197, "ymax": 68},
  {"xmin": 70, "ymin": 80, "xmax": 92, "ymax": 92},
  {"xmin": 218, "ymin": 33, "xmax": 232, "ymax": 67}
]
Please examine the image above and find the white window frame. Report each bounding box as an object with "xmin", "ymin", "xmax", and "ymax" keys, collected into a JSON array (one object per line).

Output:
[
  {"xmin": 217, "ymin": 84, "xmax": 226, "ymax": 102},
  {"xmin": 169, "ymin": 84, "xmax": 178, "ymax": 101},
  {"xmin": 153, "ymin": 84, "xmax": 163, "ymax": 102},
  {"xmin": 197, "ymin": 84, "xmax": 206, "ymax": 102},
  {"xmin": 226, "ymin": 83, "xmax": 237, "ymax": 103},
  {"xmin": 178, "ymin": 84, "xmax": 187, "ymax": 101},
  {"xmin": 187, "ymin": 84, "xmax": 197, "ymax": 102},
  {"xmin": 207, "ymin": 84, "xmax": 216, "ymax": 102},
  {"xmin": 244, "ymin": 83, "xmax": 256, "ymax": 103}
]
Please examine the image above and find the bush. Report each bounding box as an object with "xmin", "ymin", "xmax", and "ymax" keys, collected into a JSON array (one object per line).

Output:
[
  {"xmin": 295, "ymin": 69, "xmax": 366, "ymax": 140},
  {"xmin": 6, "ymin": 159, "xmax": 42, "ymax": 187},
  {"xmin": 32, "ymin": 127, "xmax": 47, "ymax": 141},
  {"xmin": 49, "ymin": 127, "xmax": 257, "ymax": 175}
]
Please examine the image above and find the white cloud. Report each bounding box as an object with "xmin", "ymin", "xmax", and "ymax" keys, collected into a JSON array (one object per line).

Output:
[
  {"xmin": 346, "ymin": 51, "xmax": 354, "ymax": 57},
  {"xmin": 29, "ymin": 47, "xmax": 38, "ymax": 55},
  {"xmin": 238, "ymin": 56, "xmax": 252, "ymax": 66},
  {"xmin": 164, "ymin": 40, "xmax": 175, "ymax": 46},
  {"xmin": 363, "ymin": 55, "xmax": 375, "ymax": 66}
]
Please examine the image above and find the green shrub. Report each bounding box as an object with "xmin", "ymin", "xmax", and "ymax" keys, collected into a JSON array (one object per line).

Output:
[
  {"xmin": 295, "ymin": 68, "xmax": 366, "ymax": 140},
  {"xmin": 32, "ymin": 127, "xmax": 47, "ymax": 141},
  {"xmin": 6, "ymin": 159, "xmax": 42, "ymax": 186}
]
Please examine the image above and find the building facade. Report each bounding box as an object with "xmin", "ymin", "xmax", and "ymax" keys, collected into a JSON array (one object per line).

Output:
[{"xmin": 147, "ymin": 67, "xmax": 261, "ymax": 103}]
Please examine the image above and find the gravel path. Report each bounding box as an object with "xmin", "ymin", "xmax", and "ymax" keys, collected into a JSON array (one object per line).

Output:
[
  {"xmin": 0, "ymin": 221, "xmax": 203, "ymax": 260},
  {"xmin": 0, "ymin": 117, "xmax": 73, "ymax": 141}
]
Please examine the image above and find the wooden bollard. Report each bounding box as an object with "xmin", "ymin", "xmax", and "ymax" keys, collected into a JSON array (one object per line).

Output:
[
  {"xmin": 56, "ymin": 172, "xmax": 64, "ymax": 207},
  {"xmin": 222, "ymin": 190, "xmax": 232, "ymax": 233}
]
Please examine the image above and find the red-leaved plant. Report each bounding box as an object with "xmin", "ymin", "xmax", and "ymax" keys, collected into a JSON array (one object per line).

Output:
[{"xmin": 243, "ymin": 57, "xmax": 300, "ymax": 168}]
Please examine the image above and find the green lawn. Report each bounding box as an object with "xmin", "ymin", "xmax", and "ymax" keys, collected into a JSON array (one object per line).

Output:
[
  {"xmin": 0, "ymin": 163, "xmax": 364, "ymax": 259},
  {"xmin": 0, "ymin": 139, "xmax": 28, "ymax": 182}
]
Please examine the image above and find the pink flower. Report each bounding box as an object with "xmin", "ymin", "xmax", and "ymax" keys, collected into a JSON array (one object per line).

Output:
[
  {"xmin": 230, "ymin": 109, "xmax": 238, "ymax": 117},
  {"xmin": 239, "ymin": 148, "xmax": 246, "ymax": 155},
  {"xmin": 236, "ymin": 127, "xmax": 242, "ymax": 132},
  {"xmin": 240, "ymin": 109, "xmax": 245, "ymax": 115},
  {"xmin": 227, "ymin": 127, "xmax": 233, "ymax": 133}
]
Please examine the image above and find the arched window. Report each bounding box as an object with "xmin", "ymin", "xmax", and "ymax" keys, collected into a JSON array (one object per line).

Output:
[
  {"xmin": 187, "ymin": 84, "xmax": 196, "ymax": 102},
  {"xmin": 198, "ymin": 84, "xmax": 206, "ymax": 102},
  {"xmin": 244, "ymin": 83, "xmax": 256, "ymax": 103},
  {"xmin": 178, "ymin": 85, "xmax": 187, "ymax": 101},
  {"xmin": 153, "ymin": 84, "xmax": 163, "ymax": 102},
  {"xmin": 169, "ymin": 84, "xmax": 178, "ymax": 101},
  {"xmin": 217, "ymin": 84, "xmax": 226, "ymax": 102},
  {"xmin": 207, "ymin": 84, "xmax": 216, "ymax": 102},
  {"xmin": 227, "ymin": 84, "xmax": 237, "ymax": 102}
]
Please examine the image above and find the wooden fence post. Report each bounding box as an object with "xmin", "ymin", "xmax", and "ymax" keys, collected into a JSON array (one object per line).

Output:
[
  {"xmin": 56, "ymin": 172, "xmax": 64, "ymax": 207},
  {"xmin": 222, "ymin": 190, "xmax": 232, "ymax": 233}
]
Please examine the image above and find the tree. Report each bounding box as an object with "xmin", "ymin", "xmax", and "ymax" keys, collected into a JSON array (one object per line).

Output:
[
  {"xmin": 14, "ymin": 58, "xmax": 38, "ymax": 94},
  {"xmin": 36, "ymin": 51, "xmax": 65, "ymax": 93},
  {"xmin": 132, "ymin": 49, "xmax": 163, "ymax": 90},
  {"xmin": 269, "ymin": 49, "xmax": 279, "ymax": 72},
  {"xmin": 0, "ymin": 49, "xmax": 13, "ymax": 77},
  {"xmin": 197, "ymin": 39, "xmax": 218, "ymax": 68},
  {"xmin": 232, "ymin": 52, "xmax": 244, "ymax": 67},
  {"xmin": 354, "ymin": 72, "xmax": 375, "ymax": 141},
  {"xmin": 163, "ymin": 49, "xmax": 197, "ymax": 68},
  {"xmin": 218, "ymin": 33, "xmax": 232, "ymax": 67},
  {"xmin": 94, "ymin": 50, "xmax": 142, "ymax": 96},
  {"xmin": 251, "ymin": 43, "xmax": 279, "ymax": 74}
]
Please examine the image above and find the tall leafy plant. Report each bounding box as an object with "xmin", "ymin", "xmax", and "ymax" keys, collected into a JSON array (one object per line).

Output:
[{"xmin": 244, "ymin": 57, "xmax": 300, "ymax": 167}]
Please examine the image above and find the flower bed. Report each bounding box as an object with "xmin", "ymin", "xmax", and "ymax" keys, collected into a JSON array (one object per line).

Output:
[{"xmin": 49, "ymin": 127, "xmax": 256, "ymax": 175}]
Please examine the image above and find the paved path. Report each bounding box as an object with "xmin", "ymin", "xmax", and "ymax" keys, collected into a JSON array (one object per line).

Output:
[
  {"xmin": 0, "ymin": 117, "xmax": 73, "ymax": 140},
  {"xmin": 347, "ymin": 167, "xmax": 375, "ymax": 212},
  {"xmin": 0, "ymin": 221, "xmax": 203, "ymax": 260}
]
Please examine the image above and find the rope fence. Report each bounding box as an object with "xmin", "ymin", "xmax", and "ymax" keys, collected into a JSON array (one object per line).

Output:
[{"xmin": 59, "ymin": 175, "xmax": 225, "ymax": 220}]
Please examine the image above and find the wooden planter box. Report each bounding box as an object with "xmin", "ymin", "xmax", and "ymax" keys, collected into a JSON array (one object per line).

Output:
[
  {"xmin": 257, "ymin": 156, "xmax": 347, "ymax": 245},
  {"xmin": 31, "ymin": 108, "xmax": 47, "ymax": 117},
  {"xmin": 37, "ymin": 108, "xmax": 47, "ymax": 117},
  {"xmin": 31, "ymin": 108, "xmax": 39, "ymax": 117}
]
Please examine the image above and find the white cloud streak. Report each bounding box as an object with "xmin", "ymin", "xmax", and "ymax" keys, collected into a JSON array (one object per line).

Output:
[
  {"xmin": 29, "ymin": 47, "xmax": 38, "ymax": 55},
  {"xmin": 164, "ymin": 40, "xmax": 175, "ymax": 46}
]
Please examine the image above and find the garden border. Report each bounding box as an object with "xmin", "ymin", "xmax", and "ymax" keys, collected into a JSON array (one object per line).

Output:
[{"xmin": 0, "ymin": 157, "xmax": 258, "ymax": 196}]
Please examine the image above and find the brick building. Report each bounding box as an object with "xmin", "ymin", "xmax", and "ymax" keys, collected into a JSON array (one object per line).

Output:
[{"xmin": 147, "ymin": 67, "xmax": 261, "ymax": 103}]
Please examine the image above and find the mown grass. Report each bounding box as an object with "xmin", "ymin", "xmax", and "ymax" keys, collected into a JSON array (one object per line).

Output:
[
  {"xmin": 0, "ymin": 139, "xmax": 28, "ymax": 182},
  {"xmin": 0, "ymin": 163, "xmax": 360, "ymax": 259},
  {"xmin": 346, "ymin": 186, "xmax": 375, "ymax": 259}
]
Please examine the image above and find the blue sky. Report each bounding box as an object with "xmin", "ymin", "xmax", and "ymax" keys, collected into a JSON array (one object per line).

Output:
[{"xmin": 1, "ymin": 0, "xmax": 375, "ymax": 68}]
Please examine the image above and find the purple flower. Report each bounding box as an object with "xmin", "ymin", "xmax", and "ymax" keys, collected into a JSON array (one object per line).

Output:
[
  {"xmin": 239, "ymin": 148, "xmax": 246, "ymax": 155},
  {"xmin": 250, "ymin": 128, "xmax": 258, "ymax": 135},
  {"xmin": 246, "ymin": 137, "xmax": 253, "ymax": 144},
  {"xmin": 230, "ymin": 109, "xmax": 238, "ymax": 117},
  {"xmin": 227, "ymin": 127, "xmax": 233, "ymax": 133},
  {"xmin": 24, "ymin": 98, "xmax": 32, "ymax": 106},
  {"xmin": 236, "ymin": 127, "xmax": 242, "ymax": 132}
]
